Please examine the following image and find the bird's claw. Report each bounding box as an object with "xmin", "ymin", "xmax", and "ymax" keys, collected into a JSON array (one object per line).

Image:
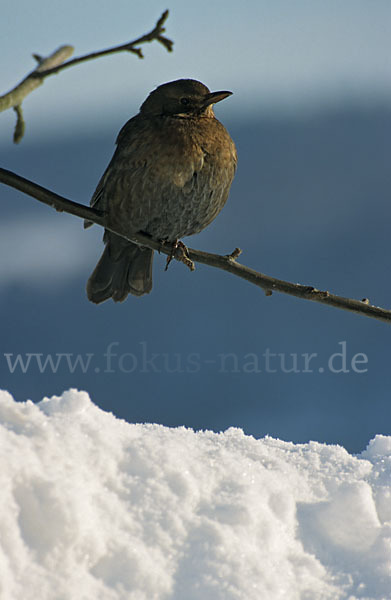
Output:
[{"xmin": 164, "ymin": 240, "xmax": 195, "ymax": 271}]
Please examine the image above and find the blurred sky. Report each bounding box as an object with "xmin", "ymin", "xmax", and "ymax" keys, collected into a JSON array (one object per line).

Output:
[{"xmin": 1, "ymin": 0, "xmax": 391, "ymax": 141}]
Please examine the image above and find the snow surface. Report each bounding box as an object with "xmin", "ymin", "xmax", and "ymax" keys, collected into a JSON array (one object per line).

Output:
[{"xmin": 0, "ymin": 390, "xmax": 390, "ymax": 600}]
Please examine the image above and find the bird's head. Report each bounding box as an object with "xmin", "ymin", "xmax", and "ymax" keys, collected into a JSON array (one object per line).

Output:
[{"xmin": 140, "ymin": 79, "xmax": 232, "ymax": 118}]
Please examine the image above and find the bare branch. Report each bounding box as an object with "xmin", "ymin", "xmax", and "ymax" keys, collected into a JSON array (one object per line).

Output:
[
  {"xmin": 0, "ymin": 11, "xmax": 173, "ymax": 142},
  {"xmin": 0, "ymin": 46, "xmax": 74, "ymax": 113},
  {"xmin": 31, "ymin": 10, "xmax": 173, "ymax": 77},
  {"xmin": 1, "ymin": 166, "xmax": 390, "ymax": 324}
]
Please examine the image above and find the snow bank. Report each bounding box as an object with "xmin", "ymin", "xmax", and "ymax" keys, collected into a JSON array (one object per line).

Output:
[{"xmin": 0, "ymin": 390, "xmax": 390, "ymax": 600}]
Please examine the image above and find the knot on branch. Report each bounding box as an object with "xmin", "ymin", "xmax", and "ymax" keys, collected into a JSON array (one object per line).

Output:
[{"xmin": 226, "ymin": 247, "xmax": 242, "ymax": 261}]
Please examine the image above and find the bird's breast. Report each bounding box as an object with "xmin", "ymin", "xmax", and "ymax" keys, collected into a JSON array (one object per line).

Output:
[{"xmin": 107, "ymin": 114, "xmax": 236, "ymax": 241}]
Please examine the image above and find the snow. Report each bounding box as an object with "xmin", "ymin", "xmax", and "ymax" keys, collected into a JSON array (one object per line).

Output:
[{"xmin": 0, "ymin": 390, "xmax": 390, "ymax": 600}]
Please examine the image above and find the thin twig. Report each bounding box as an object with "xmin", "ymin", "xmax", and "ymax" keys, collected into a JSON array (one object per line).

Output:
[
  {"xmin": 13, "ymin": 105, "xmax": 25, "ymax": 143},
  {"xmin": 0, "ymin": 167, "xmax": 390, "ymax": 323},
  {"xmin": 0, "ymin": 11, "xmax": 172, "ymax": 142},
  {"xmin": 31, "ymin": 9, "xmax": 173, "ymax": 77}
]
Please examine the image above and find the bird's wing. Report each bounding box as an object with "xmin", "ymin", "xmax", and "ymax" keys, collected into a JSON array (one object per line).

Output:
[{"xmin": 84, "ymin": 116, "xmax": 142, "ymax": 229}]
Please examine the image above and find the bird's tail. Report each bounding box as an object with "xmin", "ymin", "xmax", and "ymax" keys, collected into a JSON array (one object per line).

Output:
[{"xmin": 86, "ymin": 232, "xmax": 153, "ymax": 304}]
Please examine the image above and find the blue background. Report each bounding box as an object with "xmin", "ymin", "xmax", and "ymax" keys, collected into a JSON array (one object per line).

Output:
[{"xmin": 1, "ymin": 1, "xmax": 391, "ymax": 452}]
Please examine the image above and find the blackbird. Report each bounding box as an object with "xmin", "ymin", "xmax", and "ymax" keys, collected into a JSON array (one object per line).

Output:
[{"xmin": 85, "ymin": 78, "xmax": 237, "ymax": 303}]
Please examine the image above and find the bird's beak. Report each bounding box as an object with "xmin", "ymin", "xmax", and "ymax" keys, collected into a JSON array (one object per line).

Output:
[{"xmin": 203, "ymin": 90, "xmax": 232, "ymax": 107}]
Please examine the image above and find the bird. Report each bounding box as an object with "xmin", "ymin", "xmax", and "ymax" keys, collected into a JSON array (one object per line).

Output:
[{"xmin": 85, "ymin": 78, "xmax": 237, "ymax": 304}]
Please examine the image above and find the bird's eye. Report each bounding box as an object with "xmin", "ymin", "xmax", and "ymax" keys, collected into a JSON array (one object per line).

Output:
[{"xmin": 180, "ymin": 97, "xmax": 190, "ymax": 106}]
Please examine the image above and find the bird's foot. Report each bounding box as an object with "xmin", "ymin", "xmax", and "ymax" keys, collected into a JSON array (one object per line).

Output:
[{"xmin": 164, "ymin": 239, "xmax": 195, "ymax": 271}]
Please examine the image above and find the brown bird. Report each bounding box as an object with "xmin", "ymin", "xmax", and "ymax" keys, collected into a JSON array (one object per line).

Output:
[{"xmin": 85, "ymin": 78, "xmax": 237, "ymax": 304}]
